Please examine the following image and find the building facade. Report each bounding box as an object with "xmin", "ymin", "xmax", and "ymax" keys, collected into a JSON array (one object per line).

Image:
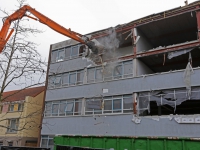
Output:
[
  {"xmin": 0, "ymin": 86, "xmax": 45, "ymax": 147},
  {"xmin": 41, "ymin": 1, "xmax": 200, "ymax": 149}
]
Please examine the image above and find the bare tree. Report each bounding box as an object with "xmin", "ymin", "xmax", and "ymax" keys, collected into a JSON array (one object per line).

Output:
[
  {"xmin": 0, "ymin": 0, "xmax": 46, "ymax": 101},
  {"xmin": 0, "ymin": 0, "xmax": 47, "ymax": 145}
]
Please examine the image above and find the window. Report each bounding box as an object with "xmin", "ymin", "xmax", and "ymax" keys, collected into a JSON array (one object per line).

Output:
[
  {"xmin": 7, "ymin": 119, "xmax": 19, "ymax": 133},
  {"xmin": 77, "ymin": 70, "xmax": 84, "ymax": 85},
  {"xmin": 9, "ymin": 104, "xmax": 14, "ymax": 112},
  {"xmin": 104, "ymin": 97, "xmax": 122, "ymax": 113},
  {"xmin": 113, "ymin": 97, "xmax": 122, "ymax": 112},
  {"xmin": 65, "ymin": 101, "xmax": 74, "ymax": 115},
  {"xmin": 45, "ymin": 102, "xmax": 52, "ymax": 116},
  {"xmin": 44, "ymin": 100, "xmax": 82, "ymax": 117},
  {"xmin": 87, "ymin": 67, "xmax": 103, "ymax": 83},
  {"xmin": 113, "ymin": 64, "xmax": 123, "ymax": 79},
  {"xmin": 123, "ymin": 95, "xmax": 133, "ymax": 113},
  {"xmin": 71, "ymin": 45, "xmax": 79, "ymax": 58},
  {"xmin": 87, "ymin": 68, "xmax": 95, "ymax": 83},
  {"xmin": 48, "ymin": 76, "xmax": 55, "ymax": 88},
  {"xmin": 123, "ymin": 61, "xmax": 133, "ymax": 78},
  {"xmin": 85, "ymin": 98, "xmax": 102, "ymax": 115},
  {"xmin": 74, "ymin": 99, "xmax": 82, "ymax": 115},
  {"xmin": 51, "ymin": 51, "xmax": 57, "ymax": 63},
  {"xmin": 62, "ymin": 73, "xmax": 69, "ymax": 86},
  {"xmin": 138, "ymin": 88, "xmax": 200, "ymax": 116},
  {"xmin": 103, "ymin": 95, "xmax": 133, "ymax": 114},
  {"xmin": 41, "ymin": 135, "xmax": 54, "ymax": 150},
  {"xmin": 8, "ymin": 142, "xmax": 13, "ymax": 146},
  {"xmin": 52, "ymin": 103, "xmax": 59, "ymax": 116},
  {"xmin": 69, "ymin": 72, "xmax": 76, "ymax": 85},
  {"xmin": 51, "ymin": 45, "xmax": 83, "ymax": 63},
  {"xmin": 18, "ymin": 103, "xmax": 23, "ymax": 111},
  {"xmin": 54, "ymin": 76, "xmax": 61, "ymax": 87},
  {"xmin": 65, "ymin": 47, "xmax": 71, "ymax": 60},
  {"xmin": 57, "ymin": 49, "xmax": 65, "ymax": 62},
  {"xmin": 95, "ymin": 67, "xmax": 103, "ymax": 82},
  {"xmin": 44, "ymin": 95, "xmax": 133, "ymax": 117}
]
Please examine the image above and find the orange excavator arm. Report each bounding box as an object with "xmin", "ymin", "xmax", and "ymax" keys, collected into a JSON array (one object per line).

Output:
[{"xmin": 0, "ymin": 5, "xmax": 90, "ymax": 53}]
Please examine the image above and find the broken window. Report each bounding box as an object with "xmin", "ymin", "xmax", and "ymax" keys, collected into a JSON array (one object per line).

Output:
[
  {"xmin": 77, "ymin": 70, "xmax": 84, "ymax": 85},
  {"xmin": 51, "ymin": 51, "xmax": 57, "ymax": 63},
  {"xmin": 123, "ymin": 61, "xmax": 133, "ymax": 78},
  {"xmin": 79, "ymin": 44, "xmax": 85, "ymax": 56},
  {"xmin": 62, "ymin": 73, "xmax": 69, "ymax": 86},
  {"xmin": 85, "ymin": 98, "xmax": 102, "ymax": 115},
  {"xmin": 87, "ymin": 68, "xmax": 95, "ymax": 83},
  {"xmin": 138, "ymin": 94, "xmax": 149, "ymax": 116},
  {"xmin": 71, "ymin": 45, "xmax": 79, "ymax": 58},
  {"xmin": 69, "ymin": 72, "xmax": 76, "ymax": 85},
  {"xmin": 138, "ymin": 87, "xmax": 200, "ymax": 116},
  {"xmin": 136, "ymin": 12, "xmax": 198, "ymax": 52},
  {"xmin": 74, "ymin": 99, "xmax": 82, "ymax": 115},
  {"xmin": 113, "ymin": 64, "xmax": 122, "ymax": 79},
  {"xmin": 65, "ymin": 47, "xmax": 71, "ymax": 60},
  {"xmin": 104, "ymin": 66, "xmax": 113, "ymax": 81},
  {"xmin": 57, "ymin": 49, "xmax": 65, "ymax": 62}
]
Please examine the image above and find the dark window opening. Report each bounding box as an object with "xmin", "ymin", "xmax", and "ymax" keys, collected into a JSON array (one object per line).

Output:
[
  {"xmin": 138, "ymin": 47, "xmax": 200, "ymax": 74},
  {"xmin": 136, "ymin": 12, "xmax": 198, "ymax": 52},
  {"xmin": 148, "ymin": 100, "xmax": 200, "ymax": 116}
]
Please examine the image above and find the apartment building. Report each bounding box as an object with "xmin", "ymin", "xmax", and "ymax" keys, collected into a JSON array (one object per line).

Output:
[
  {"xmin": 41, "ymin": 1, "xmax": 200, "ymax": 149},
  {"xmin": 0, "ymin": 86, "xmax": 45, "ymax": 147}
]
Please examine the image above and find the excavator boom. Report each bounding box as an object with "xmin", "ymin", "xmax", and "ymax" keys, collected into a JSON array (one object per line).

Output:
[{"xmin": 0, "ymin": 5, "xmax": 86, "ymax": 53}]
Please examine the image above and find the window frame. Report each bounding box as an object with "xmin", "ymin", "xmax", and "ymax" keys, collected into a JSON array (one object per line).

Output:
[
  {"xmin": 7, "ymin": 118, "xmax": 19, "ymax": 133},
  {"xmin": 9, "ymin": 104, "xmax": 15, "ymax": 112}
]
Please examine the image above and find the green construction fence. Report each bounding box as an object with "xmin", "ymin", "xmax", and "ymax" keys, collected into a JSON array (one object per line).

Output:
[{"xmin": 54, "ymin": 135, "xmax": 200, "ymax": 150}]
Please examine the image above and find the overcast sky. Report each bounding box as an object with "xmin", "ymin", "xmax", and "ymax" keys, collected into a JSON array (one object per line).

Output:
[
  {"xmin": 0, "ymin": 0, "xmax": 198, "ymax": 60},
  {"xmin": 0, "ymin": 0, "xmax": 198, "ymax": 90}
]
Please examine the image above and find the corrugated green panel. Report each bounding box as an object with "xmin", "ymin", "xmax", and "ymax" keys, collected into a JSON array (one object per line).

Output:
[
  {"xmin": 149, "ymin": 139, "xmax": 164, "ymax": 150},
  {"xmin": 185, "ymin": 140, "xmax": 200, "ymax": 150},
  {"xmin": 54, "ymin": 136, "xmax": 200, "ymax": 150}
]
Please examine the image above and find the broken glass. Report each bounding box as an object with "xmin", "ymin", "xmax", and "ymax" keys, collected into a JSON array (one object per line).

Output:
[
  {"xmin": 168, "ymin": 48, "xmax": 193, "ymax": 59},
  {"xmin": 113, "ymin": 64, "xmax": 122, "ymax": 79},
  {"xmin": 123, "ymin": 61, "xmax": 133, "ymax": 78}
]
